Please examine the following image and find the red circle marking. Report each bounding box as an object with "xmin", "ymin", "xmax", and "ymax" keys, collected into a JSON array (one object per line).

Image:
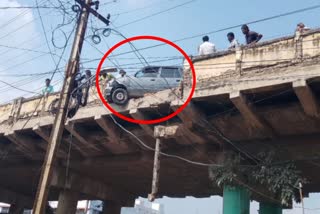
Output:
[{"xmin": 95, "ymin": 35, "xmax": 196, "ymax": 125}]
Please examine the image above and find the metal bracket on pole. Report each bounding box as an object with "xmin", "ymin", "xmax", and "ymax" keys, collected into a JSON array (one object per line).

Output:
[{"xmin": 75, "ymin": 0, "xmax": 110, "ymax": 26}]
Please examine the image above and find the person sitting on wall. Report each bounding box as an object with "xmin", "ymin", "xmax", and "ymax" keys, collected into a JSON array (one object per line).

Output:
[
  {"xmin": 42, "ymin": 78, "xmax": 54, "ymax": 96},
  {"xmin": 198, "ymin": 35, "xmax": 216, "ymax": 56},
  {"xmin": 241, "ymin": 24, "xmax": 263, "ymax": 45},
  {"xmin": 227, "ymin": 32, "xmax": 240, "ymax": 49}
]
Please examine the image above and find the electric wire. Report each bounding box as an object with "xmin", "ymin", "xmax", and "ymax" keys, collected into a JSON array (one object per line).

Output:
[{"xmin": 116, "ymin": 0, "xmax": 196, "ymax": 28}]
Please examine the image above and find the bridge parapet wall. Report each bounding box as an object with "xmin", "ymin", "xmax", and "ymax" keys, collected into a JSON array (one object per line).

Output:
[
  {"xmin": 183, "ymin": 29, "xmax": 320, "ymax": 85},
  {"xmin": 1, "ymin": 29, "xmax": 320, "ymax": 125}
]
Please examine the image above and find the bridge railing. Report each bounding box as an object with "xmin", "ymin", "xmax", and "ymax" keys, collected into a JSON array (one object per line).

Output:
[{"xmin": 183, "ymin": 28, "xmax": 320, "ymax": 86}]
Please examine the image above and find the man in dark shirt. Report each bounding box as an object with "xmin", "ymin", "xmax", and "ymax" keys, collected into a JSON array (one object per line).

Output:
[{"xmin": 241, "ymin": 24, "xmax": 263, "ymax": 45}]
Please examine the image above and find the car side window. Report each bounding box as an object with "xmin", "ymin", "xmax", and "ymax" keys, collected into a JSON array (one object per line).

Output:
[
  {"xmin": 135, "ymin": 70, "xmax": 144, "ymax": 78},
  {"xmin": 160, "ymin": 67, "xmax": 182, "ymax": 78},
  {"xmin": 142, "ymin": 67, "xmax": 159, "ymax": 78}
]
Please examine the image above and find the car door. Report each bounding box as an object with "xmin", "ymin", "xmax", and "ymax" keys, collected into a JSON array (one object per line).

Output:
[
  {"xmin": 130, "ymin": 67, "xmax": 160, "ymax": 96},
  {"xmin": 158, "ymin": 67, "xmax": 182, "ymax": 90}
]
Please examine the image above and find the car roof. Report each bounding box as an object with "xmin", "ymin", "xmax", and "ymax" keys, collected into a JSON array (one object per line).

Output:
[{"xmin": 144, "ymin": 65, "xmax": 182, "ymax": 69}]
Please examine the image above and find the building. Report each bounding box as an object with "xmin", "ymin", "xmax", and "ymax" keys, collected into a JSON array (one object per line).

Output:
[
  {"xmin": 49, "ymin": 200, "xmax": 102, "ymax": 214},
  {"xmin": 0, "ymin": 201, "xmax": 101, "ymax": 214}
]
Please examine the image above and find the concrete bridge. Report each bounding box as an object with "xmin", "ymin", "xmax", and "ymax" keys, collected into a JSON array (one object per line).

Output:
[{"xmin": 1, "ymin": 29, "xmax": 320, "ymax": 214}]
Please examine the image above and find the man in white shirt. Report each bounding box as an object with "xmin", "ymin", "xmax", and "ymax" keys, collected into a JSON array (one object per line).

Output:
[
  {"xmin": 198, "ymin": 35, "xmax": 216, "ymax": 56},
  {"xmin": 227, "ymin": 32, "xmax": 240, "ymax": 49}
]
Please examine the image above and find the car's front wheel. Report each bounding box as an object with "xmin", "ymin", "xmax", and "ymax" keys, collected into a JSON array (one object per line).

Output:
[
  {"xmin": 106, "ymin": 95, "xmax": 113, "ymax": 103},
  {"xmin": 112, "ymin": 88, "xmax": 128, "ymax": 105}
]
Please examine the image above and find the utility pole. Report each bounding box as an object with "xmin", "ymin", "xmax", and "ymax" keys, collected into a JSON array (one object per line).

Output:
[
  {"xmin": 32, "ymin": 0, "xmax": 91, "ymax": 213},
  {"xmin": 148, "ymin": 125, "xmax": 179, "ymax": 202},
  {"xmin": 148, "ymin": 126, "xmax": 172, "ymax": 202},
  {"xmin": 148, "ymin": 137, "xmax": 161, "ymax": 202}
]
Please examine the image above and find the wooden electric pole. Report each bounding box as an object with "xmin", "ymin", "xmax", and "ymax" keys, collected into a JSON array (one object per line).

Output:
[{"xmin": 32, "ymin": 0, "xmax": 91, "ymax": 213}]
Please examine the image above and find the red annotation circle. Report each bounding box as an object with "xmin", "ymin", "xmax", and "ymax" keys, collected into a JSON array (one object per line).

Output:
[{"xmin": 95, "ymin": 35, "xmax": 196, "ymax": 125}]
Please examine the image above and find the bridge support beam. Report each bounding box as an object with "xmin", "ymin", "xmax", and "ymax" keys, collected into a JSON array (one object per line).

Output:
[
  {"xmin": 259, "ymin": 202, "xmax": 282, "ymax": 214},
  {"xmin": 230, "ymin": 91, "xmax": 275, "ymax": 138},
  {"xmin": 223, "ymin": 185, "xmax": 250, "ymax": 214},
  {"xmin": 293, "ymin": 79, "xmax": 320, "ymax": 118},
  {"xmin": 56, "ymin": 190, "xmax": 79, "ymax": 214}
]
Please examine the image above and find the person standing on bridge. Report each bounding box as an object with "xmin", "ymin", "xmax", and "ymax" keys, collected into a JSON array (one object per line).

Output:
[
  {"xmin": 296, "ymin": 22, "xmax": 310, "ymax": 34},
  {"xmin": 198, "ymin": 35, "xmax": 216, "ymax": 56},
  {"xmin": 241, "ymin": 24, "xmax": 263, "ymax": 45},
  {"xmin": 227, "ymin": 32, "xmax": 240, "ymax": 49},
  {"xmin": 42, "ymin": 78, "xmax": 54, "ymax": 96}
]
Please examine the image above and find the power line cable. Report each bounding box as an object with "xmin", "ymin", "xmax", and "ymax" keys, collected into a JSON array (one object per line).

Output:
[
  {"xmin": 81, "ymin": 4, "xmax": 320, "ymax": 60},
  {"xmin": 116, "ymin": 0, "xmax": 196, "ymax": 28},
  {"xmin": 0, "ymin": 80, "xmax": 42, "ymax": 95},
  {"xmin": 36, "ymin": 0, "xmax": 65, "ymax": 78},
  {"xmin": 0, "ymin": 0, "xmax": 48, "ymax": 29},
  {"xmin": 0, "ymin": 6, "xmax": 59, "ymax": 9},
  {"xmin": 0, "ymin": 0, "xmax": 53, "ymax": 35}
]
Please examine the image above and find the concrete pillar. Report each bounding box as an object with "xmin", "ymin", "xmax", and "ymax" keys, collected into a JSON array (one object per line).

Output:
[
  {"xmin": 102, "ymin": 201, "xmax": 122, "ymax": 214},
  {"xmin": 8, "ymin": 203, "xmax": 24, "ymax": 214},
  {"xmin": 223, "ymin": 185, "xmax": 250, "ymax": 214},
  {"xmin": 259, "ymin": 202, "xmax": 282, "ymax": 214},
  {"xmin": 56, "ymin": 190, "xmax": 78, "ymax": 214}
]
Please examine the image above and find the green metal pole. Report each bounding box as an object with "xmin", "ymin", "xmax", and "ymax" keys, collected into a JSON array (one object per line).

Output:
[
  {"xmin": 223, "ymin": 185, "xmax": 250, "ymax": 214},
  {"xmin": 259, "ymin": 202, "xmax": 282, "ymax": 214}
]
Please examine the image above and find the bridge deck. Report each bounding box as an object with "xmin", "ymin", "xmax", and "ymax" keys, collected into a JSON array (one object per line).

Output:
[{"xmin": 1, "ymin": 29, "xmax": 320, "ymax": 207}]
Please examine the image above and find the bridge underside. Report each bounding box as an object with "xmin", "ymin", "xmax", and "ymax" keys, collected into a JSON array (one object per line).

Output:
[{"xmin": 1, "ymin": 60, "xmax": 320, "ymax": 209}]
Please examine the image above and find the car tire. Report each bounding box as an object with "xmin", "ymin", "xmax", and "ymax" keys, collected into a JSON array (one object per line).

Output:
[
  {"xmin": 112, "ymin": 88, "xmax": 128, "ymax": 105},
  {"xmin": 67, "ymin": 97, "xmax": 79, "ymax": 118}
]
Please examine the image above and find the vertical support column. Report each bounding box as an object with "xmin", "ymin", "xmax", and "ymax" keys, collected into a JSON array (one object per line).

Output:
[
  {"xmin": 8, "ymin": 203, "xmax": 24, "ymax": 214},
  {"xmin": 148, "ymin": 137, "xmax": 161, "ymax": 202},
  {"xmin": 102, "ymin": 201, "xmax": 122, "ymax": 214},
  {"xmin": 259, "ymin": 202, "xmax": 282, "ymax": 214},
  {"xmin": 235, "ymin": 47, "xmax": 243, "ymax": 76},
  {"xmin": 223, "ymin": 185, "xmax": 250, "ymax": 214},
  {"xmin": 56, "ymin": 190, "xmax": 78, "ymax": 214},
  {"xmin": 8, "ymin": 97, "xmax": 24, "ymax": 124},
  {"xmin": 294, "ymin": 31, "xmax": 303, "ymax": 61}
]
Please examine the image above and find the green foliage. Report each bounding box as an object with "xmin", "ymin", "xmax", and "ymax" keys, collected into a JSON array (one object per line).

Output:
[
  {"xmin": 209, "ymin": 151, "xmax": 306, "ymax": 205},
  {"xmin": 209, "ymin": 154, "xmax": 247, "ymax": 187}
]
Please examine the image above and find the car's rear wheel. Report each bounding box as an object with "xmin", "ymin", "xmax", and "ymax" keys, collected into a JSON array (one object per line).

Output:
[{"xmin": 112, "ymin": 88, "xmax": 128, "ymax": 105}]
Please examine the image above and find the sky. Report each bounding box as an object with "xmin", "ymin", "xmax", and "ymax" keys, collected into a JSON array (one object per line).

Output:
[{"xmin": 0, "ymin": 0, "xmax": 320, "ymax": 213}]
